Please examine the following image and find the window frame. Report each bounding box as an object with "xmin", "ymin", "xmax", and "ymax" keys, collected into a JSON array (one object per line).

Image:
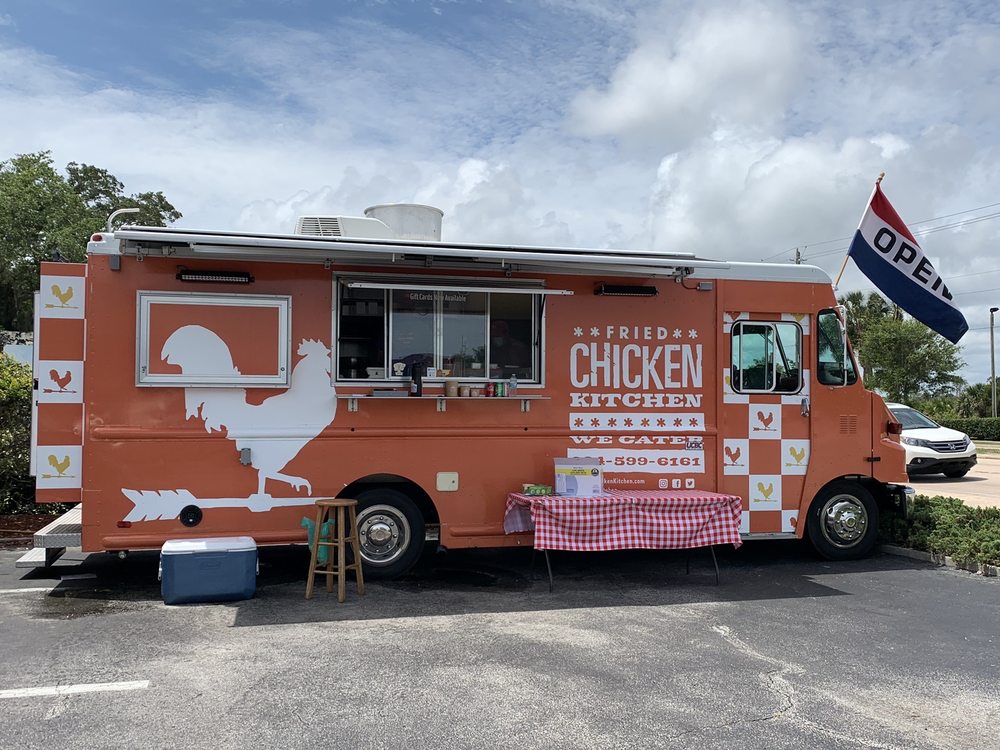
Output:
[
  {"xmin": 816, "ymin": 307, "xmax": 859, "ymax": 386},
  {"xmin": 730, "ymin": 320, "xmax": 803, "ymax": 394},
  {"xmin": 333, "ymin": 276, "xmax": 544, "ymax": 384},
  {"xmin": 136, "ymin": 291, "xmax": 292, "ymax": 387}
]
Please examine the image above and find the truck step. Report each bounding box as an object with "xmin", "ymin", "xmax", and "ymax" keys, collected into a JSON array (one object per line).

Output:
[
  {"xmin": 15, "ymin": 546, "xmax": 66, "ymax": 568},
  {"xmin": 33, "ymin": 505, "xmax": 82, "ymax": 548}
]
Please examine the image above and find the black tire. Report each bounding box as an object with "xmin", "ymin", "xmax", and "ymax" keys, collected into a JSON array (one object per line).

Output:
[
  {"xmin": 942, "ymin": 467, "xmax": 970, "ymax": 478},
  {"xmin": 352, "ymin": 488, "xmax": 425, "ymax": 579},
  {"xmin": 806, "ymin": 481, "xmax": 878, "ymax": 560}
]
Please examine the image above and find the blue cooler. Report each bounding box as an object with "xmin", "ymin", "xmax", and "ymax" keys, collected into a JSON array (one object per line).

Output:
[{"xmin": 159, "ymin": 537, "xmax": 257, "ymax": 605}]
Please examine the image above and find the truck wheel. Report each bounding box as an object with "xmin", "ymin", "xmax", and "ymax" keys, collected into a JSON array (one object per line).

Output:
[
  {"xmin": 353, "ymin": 488, "xmax": 425, "ymax": 579},
  {"xmin": 806, "ymin": 481, "xmax": 878, "ymax": 560}
]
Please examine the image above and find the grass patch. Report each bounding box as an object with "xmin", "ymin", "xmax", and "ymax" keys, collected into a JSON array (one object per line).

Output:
[{"xmin": 881, "ymin": 495, "xmax": 1000, "ymax": 568}]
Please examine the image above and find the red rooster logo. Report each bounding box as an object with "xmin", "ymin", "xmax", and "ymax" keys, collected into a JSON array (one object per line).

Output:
[
  {"xmin": 44, "ymin": 369, "xmax": 75, "ymax": 394},
  {"xmin": 724, "ymin": 446, "xmax": 742, "ymax": 465},
  {"xmin": 753, "ymin": 410, "xmax": 775, "ymax": 431}
]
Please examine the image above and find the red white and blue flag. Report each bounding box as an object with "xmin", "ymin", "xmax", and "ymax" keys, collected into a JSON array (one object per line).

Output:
[{"xmin": 847, "ymin": 183, "xmax": 968, "ymax": 344}]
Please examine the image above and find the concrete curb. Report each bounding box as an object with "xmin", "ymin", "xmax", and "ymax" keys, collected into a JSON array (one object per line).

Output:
[{"xmin": 880, "ymin": 544, "xmax": 998, "ymax": 577}]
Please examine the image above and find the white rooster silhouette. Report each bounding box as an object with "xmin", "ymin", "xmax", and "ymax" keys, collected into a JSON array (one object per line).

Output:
[{"xmin": 161, "ymin": 325, "xmax": 337, "ymax": 498}]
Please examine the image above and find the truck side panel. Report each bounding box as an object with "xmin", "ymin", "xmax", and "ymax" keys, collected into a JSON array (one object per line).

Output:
[{"xmin": 80, "ymin": 255, "xmax": 724, "ymax": 550}]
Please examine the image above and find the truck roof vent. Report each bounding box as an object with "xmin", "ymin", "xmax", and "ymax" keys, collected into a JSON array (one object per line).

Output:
[
  {"xmin": 294, "ymin": 215, "xmax": 394, "ymax": 240},
  {"xmin": 295, "ymin": 216, "xmax": 341, "ymax": 236}
]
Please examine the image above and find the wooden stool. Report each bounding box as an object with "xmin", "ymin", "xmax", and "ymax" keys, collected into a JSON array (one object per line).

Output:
[{"xmin": 305, "ymin": 499, "xmax": 366, "ymax": 602}]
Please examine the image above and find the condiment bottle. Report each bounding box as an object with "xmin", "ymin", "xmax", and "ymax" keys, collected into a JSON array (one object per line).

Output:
[{"xmin": 410, "ymin": 366, "xmax": 423, "ymax": 397}]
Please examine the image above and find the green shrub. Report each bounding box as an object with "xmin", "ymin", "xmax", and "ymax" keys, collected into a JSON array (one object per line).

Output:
[
  {"xmin": 0, "ymin": 353, "xmax": 37, "ymax": 513},
  {"xmin": 938, "ymin": 417, "xmax": 1000, "ymax": 441},
  {"xmin": 880, "ymin": 495, "xmax": 1000, "ymax": 567}
]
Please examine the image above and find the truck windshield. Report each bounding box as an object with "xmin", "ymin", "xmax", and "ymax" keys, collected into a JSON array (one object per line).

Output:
[{"xmin": 890, "ymin": 407, "xmax": 938, "ymax": 430}]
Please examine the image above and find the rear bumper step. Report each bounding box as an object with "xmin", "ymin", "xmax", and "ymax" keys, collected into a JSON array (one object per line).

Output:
[
  {"xmin": 15, "ymin": 546, "xmax": 66, "ymax": 569},
  {"xmin": 15, "ymin": 505, "xmax": 82, "ymax": 568}
]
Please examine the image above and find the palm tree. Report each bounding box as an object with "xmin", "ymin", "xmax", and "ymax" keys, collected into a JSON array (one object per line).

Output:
[{"xmin": 837, "ymin": 291, "xmax": 900, "ymax": 359}]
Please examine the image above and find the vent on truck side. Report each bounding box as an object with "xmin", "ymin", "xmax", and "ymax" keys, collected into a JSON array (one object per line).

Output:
[{"xmin": 839, "ymin": 415, "xmax": 858, "ymax": 434}]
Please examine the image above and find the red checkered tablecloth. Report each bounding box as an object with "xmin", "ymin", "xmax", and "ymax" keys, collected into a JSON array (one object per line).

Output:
[{"xmin": 503, "ymin": 490, "xmax": 743, "ymax": 552}]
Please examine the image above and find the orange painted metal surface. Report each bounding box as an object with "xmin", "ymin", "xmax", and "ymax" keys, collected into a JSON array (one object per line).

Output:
[{"xmin": 33, "ymin": 252, "xmax": 906, "ymax": 551}]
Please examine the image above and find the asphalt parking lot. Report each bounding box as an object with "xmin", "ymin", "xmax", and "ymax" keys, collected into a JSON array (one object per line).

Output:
[{"xmin": 2, "ymin": 542, "xmax": 998, "ymax": 750}]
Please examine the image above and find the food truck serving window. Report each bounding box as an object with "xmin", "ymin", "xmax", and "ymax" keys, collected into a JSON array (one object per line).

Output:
[
  {"xmin": 730, "ymin": 321, "xmax": 802, "ymax": 393},
  {"xmin": 336, "ymin": 281, "xmax": 540, "ymax": 382}
]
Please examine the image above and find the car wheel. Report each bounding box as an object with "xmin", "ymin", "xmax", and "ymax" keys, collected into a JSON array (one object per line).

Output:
[
  {"xmin": 806, "ymin": 481, "xmax": 878, "ymax": 560},
  {"xmin": 352, "ymin": 488, "xmax": 425, "ymax": 579},
  {"xmin": 942, "ymin": 467, "xmax": 970, "ymax": 478}
]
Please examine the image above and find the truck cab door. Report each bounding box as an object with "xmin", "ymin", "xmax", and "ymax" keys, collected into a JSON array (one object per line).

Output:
[{"xmin": 810, "ymin": 308, "xmax": 874, "ymax": 475}]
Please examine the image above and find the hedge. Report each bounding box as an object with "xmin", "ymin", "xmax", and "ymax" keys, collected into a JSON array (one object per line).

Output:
[
  {"xmin": 0, "ymin": 353, "xmax": 36, "ymax": 514},
  {"xmin": 880, "ymin": 495, "xmax": 1000, "ymax": 567},
  {"xmin": 938, "ymin": 417, "xmax": 1000, "ymax": 441}
]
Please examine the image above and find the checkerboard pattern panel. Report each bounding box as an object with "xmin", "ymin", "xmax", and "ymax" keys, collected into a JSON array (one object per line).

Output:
[{"xmin": 722, "ymin": 311, "xmax": 811, "ymax": 534}]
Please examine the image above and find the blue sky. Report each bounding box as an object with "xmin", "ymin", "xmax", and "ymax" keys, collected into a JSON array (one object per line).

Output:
[{"xmin": 2, "ymin": 0, "xmax": 1000, "ymax": 384}]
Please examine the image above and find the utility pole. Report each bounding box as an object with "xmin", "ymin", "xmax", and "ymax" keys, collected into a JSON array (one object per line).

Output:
[
  {"xmin": 991, "ymin": 307, "xmax": 998, "ymax": 419},
  {"xmin": 794, "ymin": 248, "xmax": 801, "ymax": 264}
]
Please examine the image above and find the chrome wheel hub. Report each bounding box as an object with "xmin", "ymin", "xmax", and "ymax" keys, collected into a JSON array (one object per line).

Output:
[
  {"xmin": 820, "ymin": 495, "xmax": 868, "ymax": 548},
  {"xmin": 357, "ymin": 504, "xmax": 411, "ymax": 566}
]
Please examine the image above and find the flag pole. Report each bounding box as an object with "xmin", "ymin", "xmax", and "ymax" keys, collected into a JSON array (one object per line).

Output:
[{"xmin": 834, "ymin": 172, "xmax": 884, "ymax": 288}]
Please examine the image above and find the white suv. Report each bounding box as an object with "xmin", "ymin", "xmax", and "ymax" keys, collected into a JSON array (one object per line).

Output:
[{"xmin": 887, "ymin": 403, "xmax": 978, "ymax": 478}]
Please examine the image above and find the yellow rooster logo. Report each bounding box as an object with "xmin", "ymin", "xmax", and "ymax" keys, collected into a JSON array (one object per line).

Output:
[
  {"xmin": 787, "ymin": 446, "xmax": 807, "ymax": 466},
  {"xmin": 754, "ymin": 481, "xmax": 774, "ymax": 502},
  {"xmin": 45, "ymin": 284, "xmax": 77, "ymax": 309},
  {"xmin": 42, "ymin": 454, "xmax": 74, "ymax": 479}
]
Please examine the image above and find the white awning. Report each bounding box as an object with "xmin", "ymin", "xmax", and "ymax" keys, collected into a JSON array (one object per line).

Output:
[{"xmin": 101, "ymin": 226, "xmax": 729, "ymax": 278}]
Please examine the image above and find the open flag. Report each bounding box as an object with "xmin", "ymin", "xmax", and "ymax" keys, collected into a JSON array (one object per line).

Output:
[{"xmin": 846, "ymin": 182, "xmax": 968, "ymax": 344}]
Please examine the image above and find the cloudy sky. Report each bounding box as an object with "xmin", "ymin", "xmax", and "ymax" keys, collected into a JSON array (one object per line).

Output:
[{"xmin": 2, "ymin": 0, "xmax": 999, "ymax": 384}]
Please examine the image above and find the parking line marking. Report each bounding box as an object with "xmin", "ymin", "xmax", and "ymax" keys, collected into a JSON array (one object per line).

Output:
[
  {"xmin": 0, "ymin": 587, "xmax": 54, "ymax": 594},
  {"xmin": 0, "ymin": 680, "xmax": 150, "ymax": 699}
]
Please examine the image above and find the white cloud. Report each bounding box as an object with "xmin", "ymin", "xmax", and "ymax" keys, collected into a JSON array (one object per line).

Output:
[{"xmin": 570, "ymin": 3, "xmax": 806, "ymax": 150}]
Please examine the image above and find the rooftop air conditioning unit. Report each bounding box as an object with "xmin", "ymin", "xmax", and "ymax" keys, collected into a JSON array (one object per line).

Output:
[{"xmin": 294, "ymin": 215, "xmax": 394, "ymax": 239}]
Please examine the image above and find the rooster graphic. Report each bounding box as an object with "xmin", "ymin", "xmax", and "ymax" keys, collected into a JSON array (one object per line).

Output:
[
  {"xmin": 752, "ymin": 410, "xmax": 776, "ymax": 432},
  {"xmin": 46, "ymin": 284, "xmax": 77, "ymax": 309},
  {"xmin": 786, "ymin": 446, "xmax": 807, "ymax": 466},
  {"xmin": 161, "ymin": 325, "xmax": 337, "ymax": 498},
  {"xmin": 44, "ymin": 369, "xmax": 75, "ymax": 394},
  {"xmin": 42, "ymin": 454, "xmax": 73, "ymax": 479},
  {"xmin": 724, "ymin": 446, "xmax": 742, "ymax": 466},
  {"xmin": 754, "ymin": 481, "xmax": 774, "ymax": 502}
]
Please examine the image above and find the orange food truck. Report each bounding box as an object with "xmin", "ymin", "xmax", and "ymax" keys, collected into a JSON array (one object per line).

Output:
[{"xmin": 25, "ymin": 203, "xmax": 910, "ymax": 575}]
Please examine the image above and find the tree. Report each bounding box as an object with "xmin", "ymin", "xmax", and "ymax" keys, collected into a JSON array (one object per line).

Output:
[
  {"xmin": 859, "ymin": 316, "xmax": 964, "ymax": 403},
  {"xmin": 837, "ymin": 290, "xmax": 964, "ymax": 404},
  {"xmin": 0, "ymin": 152, "xmax": 180, "ymax": 332},
  {"xmin": 0, "ymin": 354, "xmax": 33, "ymax": 513},
  {"xmin": 838, "ymin": 290, "xmax": 900, "ymax": 364},
  {"xmin": 955, "ymin": 380, "xmax": 997, "ymax": 418}
]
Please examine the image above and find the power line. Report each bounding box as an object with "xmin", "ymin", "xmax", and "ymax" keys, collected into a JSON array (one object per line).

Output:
[
  {"xmin": 802, "ymin": 211, "xmax": 1000, "ymax": 262},
  {"xmin": 762, "ymin": 200, "xmax": 1000, "ymax": 263},
  {"xmin": 837, "ymin": 280, "xmax": 1000, "ymax": 299}
]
